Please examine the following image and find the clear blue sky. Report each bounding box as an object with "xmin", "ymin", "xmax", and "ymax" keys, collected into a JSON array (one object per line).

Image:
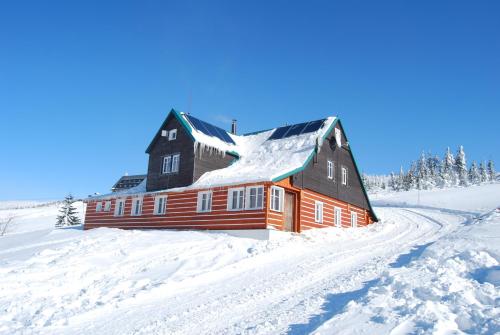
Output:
[{"xmin": 1, "ymin": 1, "xmax": 499, "ymax": 200}]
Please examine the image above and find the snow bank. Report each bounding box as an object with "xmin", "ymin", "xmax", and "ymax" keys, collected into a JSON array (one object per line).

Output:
[{"xmin": 314, "ymin": 209, "xmax": 500, "ymax": 334}]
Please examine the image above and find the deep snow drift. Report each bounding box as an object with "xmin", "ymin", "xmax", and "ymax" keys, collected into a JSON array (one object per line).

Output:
[{"xmin": 0, "ymin": 184, "xmax": 499, "ymax": 335}]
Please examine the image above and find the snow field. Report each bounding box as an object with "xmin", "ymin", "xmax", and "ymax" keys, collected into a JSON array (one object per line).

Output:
[{"xmin": 0, "ymin": 183, "xmax": 499, "ymax": 334}]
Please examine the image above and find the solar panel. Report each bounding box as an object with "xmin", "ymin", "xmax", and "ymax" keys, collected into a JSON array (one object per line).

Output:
[
  {"xmin": 301, "ymin": 119, "xmax": 325, "ymax": 134},
  {"xmin": 268, "ymin": 119, "xmax": 326, "ymax": 140},
  {"xmin": 268, "ymin": 125, "xmax": 291, "ymax": 140},
  {"xmin": 284, "ymin": 122, "xmax": 309, "ymax": 137},
  {"xmin": 185, "ymin": 115, "xmax": 236, "ymax": 145}
]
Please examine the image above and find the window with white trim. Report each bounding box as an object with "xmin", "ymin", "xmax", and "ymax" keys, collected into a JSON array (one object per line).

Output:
[
  {"xmin": 168, "ymin": 129, "xmax": 177, "ymax": 140},
  {"xmin": 162, "ymin": 154, "xmax": 180, "ymax": 174},
  {"xmin": 351, "ymin": 212, "xmax": 358, "ymax": 228},
  {"xmin": 95, "ymin": 202, "xmax": 103, "ymax": 212},
  {"xmin": 270, "ymin": 186, "xmax": 284, "ymax": 212},
  {"xmin": 131, "ymin": 197, "xmax": 143, "ymax": 216},
  {"xmin": 197, "ymin": 191, "xmax": 212, "ymax": 212},
  {"xmin": 327, "ymin": 160, "xmax": 334, "ymax": 180},
  {"xmin": 154, "ymin": 195, "xmax": 167, "ymax": 215},
  {"xmin": 114, "ymin": 199, "xmax": 125, "ymax": 216},
  {"xmin": 227, "ymin": 188, "xmax": 245, "ymax": 211},
  {"xmin": 104, "ymin": 201, "xmax": 111, "ymax": 212},
  {"xmin": 246, "ymin": 186, "xmax": 264, "ymax": 210},
  {"xmin": 342, "ymin": 166, "xmax": 348, "ymax": 186},
  {"xmin": 171, "ymin": 154, "xmax": 180, "ymax": 173},
  {"xmin": 334, "ymin": 207, "xmax": 342, "ymax": 227},
  {"xmin": 315, "ymin": 201, "xmax": 324, "ymax": 223}
]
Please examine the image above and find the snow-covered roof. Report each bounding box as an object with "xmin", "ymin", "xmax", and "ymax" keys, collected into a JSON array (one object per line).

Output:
[{"xmin": 192, "ymin": 116, "xmax": 337, "ymax": 188}]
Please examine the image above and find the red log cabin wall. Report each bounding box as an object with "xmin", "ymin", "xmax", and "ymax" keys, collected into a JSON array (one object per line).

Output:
[
  {"xmin": 84, "ymin": 181, "xmax": 374, "ymax": 232},
  {"xmin": 84, "ymin": 183, "xmax": 268, "ymax": 230}
]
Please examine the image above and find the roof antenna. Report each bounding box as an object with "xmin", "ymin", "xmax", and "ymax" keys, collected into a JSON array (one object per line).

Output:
[{"xmin": 187, "ymin": 89, "xmax": 192, "ymax": 115}]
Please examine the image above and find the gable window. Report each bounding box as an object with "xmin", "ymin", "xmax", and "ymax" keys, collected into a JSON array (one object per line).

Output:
[
  {"xmin": 104, "ymin": 201, "xmax": 111, "ymax": 212},
  {"xmin": 315, "ymin": 201, "xmax": 324, "ymax": 223},
  {"xmin": 227, "ymin": 188, "xmax": 245, "ymax": 211},
  {"xmin": 351, "ymin": 212, "xmax": 358, "ymax": 228},
  {"xmin": 95, "ymin": 202, "xmax": 103, "ymax": 212},
  {"xmin": 246, "ymin": 186, "xmax": 264, "ymax": 210},
  {"xmin": 168, "ymin": 129, "xmax": 177, "ymax": 140},
  {"xmin": 161, "ymin": 130, "xmax": 168, "ymax": 137},
  {"xmin": 197, "ymin": 191, "xmax": 212, "ymax": 212},
  {"xmin": 327, "ymin": 160, "xmax": 334, "ymax": 180},
  {"xmin": 131, "ymin": 197, "xmax": 143, "ymax": 216},
  {"xmin": 162, "ymin": 154, "xmax": 180, "ymax": 174},
  {"xmin": 114, "ymin": 199, "xmax": 125, "ymax": 217},
  {"xmin": 342, "ymin": 166, "xmax": 348, "ymax": 186},
  {"xmin": 171, "ymin": 154, "xmax": 180, "ymax": 173},
  {"xmin": 154, "ymin": 195, "xmax": 167, "ymax": 215},
  {"xmin": 334, "ymin": 207, "xmax": 342, "ymax": 227},
  {"xmin": 270, "ymin": 186, "xmax": 284, "ymax": 212}
]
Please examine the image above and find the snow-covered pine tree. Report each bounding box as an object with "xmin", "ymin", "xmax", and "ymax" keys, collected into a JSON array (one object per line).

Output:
[
  {"xmin": 487, "ymin": 160, "xmax": 496, "ymax": 182},
  {"xmin": 468, "ymin": 161, "xmax": 480, "ymax": 185},
  {"xmin": 417, "ymin": 152, "xmax": 431, "ymax": 189},
  {"xmin": 455, "ymin": 145, "xmax": 468, "ymax": 186},
  {"xmin": 397, "ymin": 166, "xmax": 405, "ymax": 191},
  {"xmin": 441, "ymin": 147, "xmax": 456, "ymax": 187},
  {"xmin": 55, "ymin": 194, "xmax": 81, "ymax": 227},
  {"xmin": 388, "ymin": 172, "xmax": 396, "ymax": 191},
  {"xmin": 479, "ymin": 161, "xmax": 488, "ymax": 183},
  {"xmin": 404, "ymin": 161, "xmax": 417, "ymax": 191}
]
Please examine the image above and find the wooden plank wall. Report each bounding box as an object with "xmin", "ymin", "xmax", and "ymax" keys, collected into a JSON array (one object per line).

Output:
[
  {"xmin": 85, "ymin": 183, "xmax": 267, "ymax": 230},
  {"xmin": 300, "ymin": 188, "xmax": 371, "ymax": 230}
]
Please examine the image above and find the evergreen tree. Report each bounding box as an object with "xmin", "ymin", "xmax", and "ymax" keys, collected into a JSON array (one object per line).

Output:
[
  {"xmin": 417, "ymin": 152, "xmax": 431, "ymax": 189},
  {"xmin": 441, "ymin": 147, "xmax": 456, "ymax": 187},
  {"xmin": 388, "ymin": 172, "xmax": 396, "ymax": 191},
  {"xmin": 487, "ymin": 160, "xmax": 496, "ymax": 182},
  {"xmin": 468, "ymin": 161, "xmax": 480, "ymax": 185},
  {"xmin": 404, "ymin": 161, "xmax": 417, "ymax": 191},
  {"xmin": 455, "ymin": 145, "xmax": 468, "ymax": 186},
  {"xmin": 479, "ymin": 161, "xmax": 488, "ymax": 183},
  {"xmin": 56, "ymin": 194, "xmax": 81, "ymax": 227},
  {"xmin": 397, "ymin": 166, "xmax": 405, "ymax": 191}
]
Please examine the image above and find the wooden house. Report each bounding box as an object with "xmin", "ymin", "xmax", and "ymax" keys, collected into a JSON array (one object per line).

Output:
[{"xmin": 84, "ymin": 109, "xmax": 377, "ymax": 233}]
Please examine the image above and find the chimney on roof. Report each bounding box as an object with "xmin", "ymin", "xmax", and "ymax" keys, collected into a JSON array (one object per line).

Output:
[{"xmin": 231, "ymin": 119, "xmax": 237, "ymax": 135}]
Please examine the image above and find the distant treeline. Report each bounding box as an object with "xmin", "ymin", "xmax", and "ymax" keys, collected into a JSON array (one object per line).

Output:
[{"xmin": 363, "ymin": 146, "xmax": 496, "ymax": 192}]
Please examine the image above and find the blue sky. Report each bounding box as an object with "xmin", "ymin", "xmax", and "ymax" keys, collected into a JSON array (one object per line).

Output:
[{"xmin": 1, "ymin": 0, "xmax": 499, "ymax": 200}]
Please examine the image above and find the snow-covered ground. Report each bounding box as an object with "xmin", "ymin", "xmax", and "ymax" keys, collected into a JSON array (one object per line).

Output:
[{"xmin": 0, "ymin": 184, "xmax": 498, "ymax": 335}]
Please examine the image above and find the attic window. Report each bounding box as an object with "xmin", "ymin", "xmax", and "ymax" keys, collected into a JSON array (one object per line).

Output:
[
  {"xmin": 335, "ymin": 128, "xmax": 341, "ymax": 147},
  {"xmin": 169, "ymin": 129, "xmax": 177, "ymax": 140},
  {"xmin": 161, "ymin": 130, "xmax": 168, "ymax": 137}
]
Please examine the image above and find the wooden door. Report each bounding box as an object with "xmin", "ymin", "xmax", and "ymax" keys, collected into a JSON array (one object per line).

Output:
[{"xmin": 284, "ymin": 192, "xmax": 295, "ymax": 232}]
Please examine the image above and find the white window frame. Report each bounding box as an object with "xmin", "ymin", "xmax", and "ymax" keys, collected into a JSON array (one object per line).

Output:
[
  {"xmin": 168, "ymin": 129, "xmax": 177, "ymax": 140},
  {"xmin": 161, "ymin": 130, "xmax": 168, "ymax": 137},
  {"xmin": 104, "ymin": 201, "xmax": 111, "ymax": 212},
  {"xmin": 334, "ymin": 207, "xmax": 342, "ymax": 227},
  {"xmin": 114, "ymin": 198, "xmax": 126, "ymax": 217},
  {"xmin": 327, "ymin": 160, "xmax": 334, "ymax": 180},
  {"xmin": 351, "ymin": 212, "xmax": 358, "ymax": 228},
  {"xmin": 342, "ymin": 166, "xmax": 348, "ymax": 186},
  {"xmin": 171, "ymin": 154, "xmax": 180, "ymax": 173},
  {"xmin": 162, "ymin": 154, "xmax": 180, "ymax": 174},
  {"xmin": 315, "ymin": 201, "xmax": 324, "ymax": 223},
  {"xmin": 245, "ymin": 186, "xmax": 264, "ymax": 210},
  {"xmin": 162, "ymin": 156, "xmax": 172, "ymax": 174},
  {"xmin": 131, "ymin": 197, "xmax": 143, "ymax": 216},
  {"xmin": 270, "ymin": 186, "xmax": 284, "ymax": 212},
  {"xmin": 95, "ymin": 202, "xmax": 103, "ymax": 212},
  {"xmin": 197, "ymin": 191, "xmax": 212, "ymax": 213},
  {"xmin": 154, "ymin": 195, "xmax": 168, "ymax": 215},
  {"xmin": 227, "ymin": 187, "xmax": 245, "ymax": 211}
]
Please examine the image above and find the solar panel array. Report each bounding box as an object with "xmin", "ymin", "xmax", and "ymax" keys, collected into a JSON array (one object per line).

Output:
[
  {"xmin": 185, "ymin": 115, "xmax": 236, "ymax": 145},
  {"xmin": 268, "ymin": 119, "xmax": 326, "ymax": 140}
]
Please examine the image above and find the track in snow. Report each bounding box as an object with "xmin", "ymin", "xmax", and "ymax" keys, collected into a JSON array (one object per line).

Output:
[{"xmin": 58, "ymin": 206, "xmax": 469, "ymax": 335}]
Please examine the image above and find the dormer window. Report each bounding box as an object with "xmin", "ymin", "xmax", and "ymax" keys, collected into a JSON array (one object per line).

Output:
[{"xmin": 169, "ymin": 129, "xmax": 177, "ymax": 140}]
